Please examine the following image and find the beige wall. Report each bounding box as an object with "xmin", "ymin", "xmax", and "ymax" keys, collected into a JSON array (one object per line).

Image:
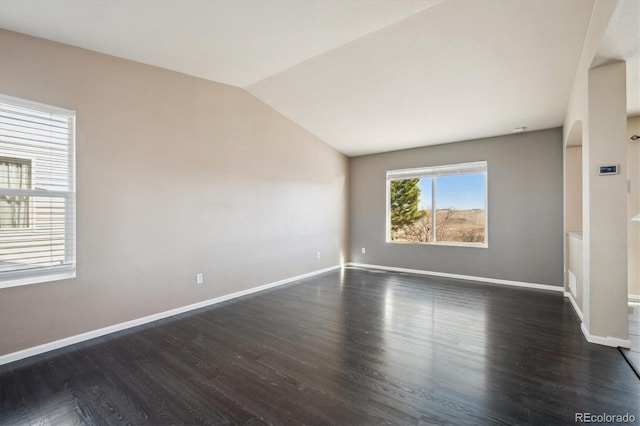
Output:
[
  {"xmin": 562, "ymin": 0, "xmax": 628, "ymax": 342},
  {"xmin": 628, "ymin": 115, "xmax": 640, "ymax": 298},
  {"xmin": 0, "ymin": 30, "xmax": 349, "ymax": 356},
  {"xmin": 562, "ymin": 0, "xmax": 615, "ymax": 333},
  {"xmin": 565, "ymin": 146, "xmax": 583, "ymax": 312},
  {"xmin": 565, "ymin": 146, "xmax": 583, "ymax": 233}
]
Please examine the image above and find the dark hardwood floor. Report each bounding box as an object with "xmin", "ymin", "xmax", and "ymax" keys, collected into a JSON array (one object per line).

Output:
[{"xmin": 1, "ymin": 267, "xmax": 639, "ymax": 425}]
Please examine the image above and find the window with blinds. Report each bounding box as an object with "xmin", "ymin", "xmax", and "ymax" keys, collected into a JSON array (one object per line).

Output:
[
  {"xmin": 386, "ymin": 161, "xmax": 487, "ymax": 246},
  {"xmin": 0, "ymin": 94, "xmax": 76, "ymax": 287}
]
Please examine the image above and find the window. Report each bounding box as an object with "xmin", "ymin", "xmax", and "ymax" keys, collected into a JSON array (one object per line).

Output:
[
  {"xmin": 0, "ymin": 94, "xmax": 76, "ymax": 287},
  {"xmin": 387, "ymin": 161, "xmax": 487, "ymax": 247}
]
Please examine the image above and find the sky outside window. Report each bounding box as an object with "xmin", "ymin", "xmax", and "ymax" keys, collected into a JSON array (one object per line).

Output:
[{"xmin": 418, "ymin": 173, "xmax": 485, "ymax": 210}]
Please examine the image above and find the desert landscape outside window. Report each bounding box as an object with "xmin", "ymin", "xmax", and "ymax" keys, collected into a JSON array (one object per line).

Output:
[{"xmin": 387, "ymin": 161, "xmax": 487, "ymax": 246}]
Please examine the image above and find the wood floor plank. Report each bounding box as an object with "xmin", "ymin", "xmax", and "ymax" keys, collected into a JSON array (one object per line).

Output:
[{"xmin": 1, "ymin": 267, "xmax": 639, "ymax": 425}]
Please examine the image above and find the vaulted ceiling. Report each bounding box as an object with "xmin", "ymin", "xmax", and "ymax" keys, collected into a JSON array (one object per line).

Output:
[{"xmin": 0, "ymin": 0, "xmax": 635, "ymax": 156}]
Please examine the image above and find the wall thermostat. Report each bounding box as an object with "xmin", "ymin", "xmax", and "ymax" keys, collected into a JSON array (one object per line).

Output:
[{"xmin": 598, "ymin": 164, "xmax": 619, "ymax": 175}]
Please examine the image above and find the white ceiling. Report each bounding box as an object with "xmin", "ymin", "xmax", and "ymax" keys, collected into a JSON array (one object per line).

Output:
[
  {"xmin": 0, "ymin": 0, "xmax": 440, "ymax": 88},
  {"xmin": 249, "ymin": 0, "xmax": 594, "ymax": 155},
  {"xmin": 0, "ymin": 0, "xmax": 629, "ymax": 157},
  {"xmin": 593, "ymin": 0, "xmax": 640, "ymax": 117}
]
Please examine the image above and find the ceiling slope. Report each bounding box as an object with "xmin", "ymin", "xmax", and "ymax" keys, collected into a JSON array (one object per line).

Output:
[
  {"xmin": 0, "ymin": 0, "xmax": 440, "ymax": 88},
  {"xmin": 0, "ymin": 0, "xmax": 601, "ymax": 156},
  {"xmin": 248, "ymin": 0, "xmax": 595, "ymax": 156}
]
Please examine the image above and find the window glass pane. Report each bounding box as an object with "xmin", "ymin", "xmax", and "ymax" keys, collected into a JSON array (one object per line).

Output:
[
  {"xmin": 407, "ymin": 177, "xmax": 432, "ymax": 243},
  {"xmin": 434, "ymin": 173, "xmax": 485, "ymax": 243},
  {"xmin": 0, "ymin": 195, "xmax": 69, "ymax": 272},
  {"xmin": 0, "ymin": 157, "xmax": 31, "ymax": 228},
  {"xmin": 389, "ymin": 177, "xmax": 432, "ymax": 242}
]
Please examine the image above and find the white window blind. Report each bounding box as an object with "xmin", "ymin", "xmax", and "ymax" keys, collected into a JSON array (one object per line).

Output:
[{"xmin": 0, "ymin": 94, "xmax": 76, "ymax": 287}]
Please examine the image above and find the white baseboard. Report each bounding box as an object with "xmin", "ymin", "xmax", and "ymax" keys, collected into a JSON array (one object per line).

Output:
[
  {"xmin": 0, "ymin": 265, "xmax": 342, "ymax": 366},
  {"xmin": 347, "ymin": 262, "xmax": 563, "ymax": 293},
  {"xmin": 628, "ymin": 293, "xmax": 640, "ymax": 302},
  {"xmin": 565, "ymin": 292, "xmax": 632, "ymax": 349},
  {"xmin": 564, "ymin": 291, "xmax": 584, "ymax": 321},
  {"xmin": 580, "ymin": 323, "xmax": 631, "ymax": 348}
]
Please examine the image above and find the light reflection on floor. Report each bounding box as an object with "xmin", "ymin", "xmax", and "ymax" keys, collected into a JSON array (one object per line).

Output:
[{"xmin": 381, "ymin": 277, "xmax": 487, "ymax": 392}]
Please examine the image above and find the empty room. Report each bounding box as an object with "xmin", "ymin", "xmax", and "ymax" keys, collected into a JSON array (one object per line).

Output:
[{"xmin": 1, "ymin": 0, "xmax": 639, "ymax": 425}]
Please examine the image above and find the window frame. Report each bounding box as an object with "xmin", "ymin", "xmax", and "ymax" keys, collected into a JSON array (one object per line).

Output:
[
  {"xmin": 0, "ymin": 94, "xmax": 76, "ymax": 288},
  {"xmin": 385, "ymin": 161, "xmax": 488, "ymax": 248}
]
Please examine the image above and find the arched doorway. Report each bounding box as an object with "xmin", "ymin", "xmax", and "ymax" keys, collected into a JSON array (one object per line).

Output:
[{"xmin": 565, "ymin": 120, "xmax": 584, "ymax": 317}]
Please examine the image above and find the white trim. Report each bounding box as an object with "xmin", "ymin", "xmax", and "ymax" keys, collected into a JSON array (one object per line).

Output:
[
  {"xmin": 0, "ymin": 188, "xmax": 70, "ymax": 197},
  {"xmin": 0, "ymin": 269, "xmax": 75, "ymax": 289},
  {"xmin": 628, "ymin": 293, "xmax": 640, "ymax": 301},
  {"xmin": 564, "ymin": 291, "xmax": 584, "ymax": 321},
  {"xmin": 580, "ymin": 323, "xmax": 631, "ymax": 348},
  {"xmin": 386, "ymin": 161, "xmax": 488, "ymax": 180},
  {"xmin": 386, "ymin": 240, "xmax": 488, "ymax": 248},
  {"xmin": 0, "ymin": 93, "xmax": 75, "ymax": 116},
  {"xmin": 0, "ymin": 265, "xmax": 342, "ymax": 366},
  {"xmin": 347, "ymin": 262, "xmax": 563, "ymax": 292}
]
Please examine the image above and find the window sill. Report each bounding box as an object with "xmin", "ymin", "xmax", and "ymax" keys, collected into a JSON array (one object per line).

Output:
[
  {"xmin": 387, "ymin": 240, "xmax": 488, "ymax": 248},
  {"xmin": 0, "ymin": 268, "xmax": 76, "ymax": 289}
]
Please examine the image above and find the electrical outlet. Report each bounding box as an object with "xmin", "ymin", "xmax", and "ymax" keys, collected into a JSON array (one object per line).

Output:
[
  {"xmin": 316, "ymin": 251, "xmax": 321, "ymax": 259},
  {"xmin": 196, "ymin": 273, "xmax": 203, "ymax": 284},
  {"xmin": 362, "ymin": 247, "xmax": 366, "ymax": 254}
]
